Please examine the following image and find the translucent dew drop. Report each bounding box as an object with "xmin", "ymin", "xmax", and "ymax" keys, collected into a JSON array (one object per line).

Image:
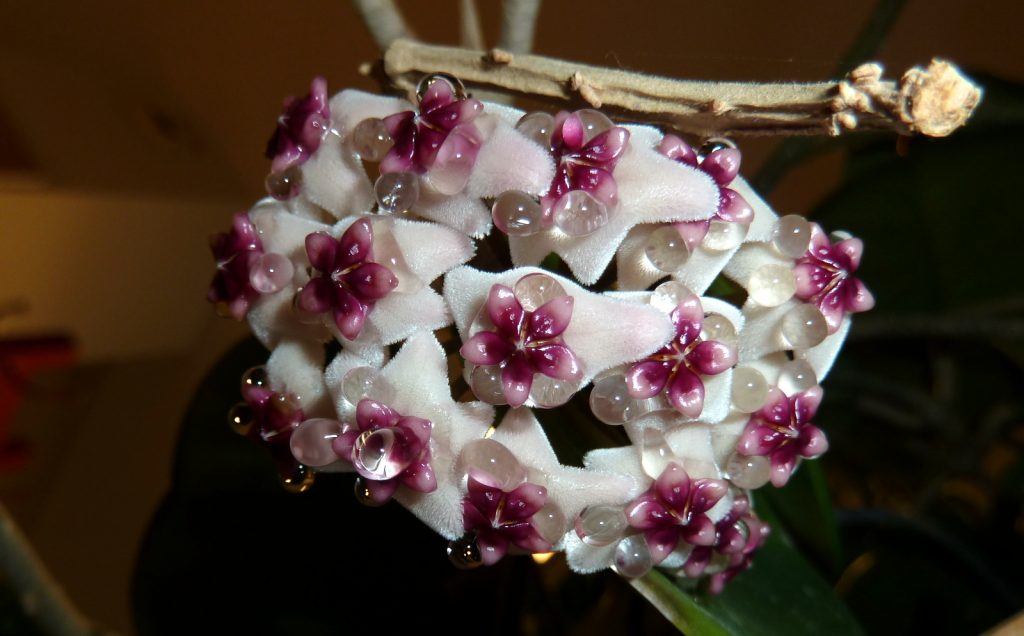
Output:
[
  {"xmin": 353, "ymin": 428, "xmax": 411, "ymax": 480},
  {"xmin": 772, "ymin": 214, "xmax": 812, "ymax": 258},
  {"xmin": 780, "ymin": 304, "xmax": 828, "ymax": 349},
  {"xmin": 240, "ymin": 366, "xmax": 268, "ymax": 392},
  {"xmin": 374, "ymin": 171, "xmax": 420, "ymax": 213},
  {"xmin": 731, "ymin": 367, "xmax": 769, "ymax": 413},
  {"xmin": 492, "ymin": 191, "xmax": 547, "ymax": 236},
  {"xmin": 703, "ymin": 219, "xmax": 747, "ymax": 252},
  {"xmin": 515, "ymin": 112, "xmax": 555, "ymax": 149},
  {"xmin": 589, "ymin": 374, "xmax": 637, "ymax": 425},
  {"xmin": 532, "ymin": 502, "xmax": 567, "ymax": 545},
  {"xmin": 613, "ymin": 535, "xmax": 653, "ymax": 578},
  {"xmin": 575, "ymin": 505, "xmax": 628, "ymax": 547},
  {"xmin": 280, "ymin": 463, "xmax": 315, "ymax": 493},
  {"xmin": 553, "ymin": 190, "xmax": 610, "ymax": 237},
  {"xmin": 353, "ymin": 477, "xmax": 386, "ymax": 507},
  {"xmin": 342, "ymin": 367, "xmax": 387, "ymax": 406},
  {"xmin": 249, "ymin": 253, "xmax": 294, "ymax": 294},
  {"xmin": 747, "ymin": 265, "xmax": 796, "ymax": 307},
  {"xmin": 469, "ymin": 364, "xmax": 507, "ymax": 405},
  {"xmin": 529, "ymin": 374, "xmax": 577, "ymax": 408},
  {"xmin": 649, "ymin": 280, "xmax": 696, "ymax": 314},
  {"xmin": 289, "ymin": 418, "xmax": 342, "ymax": 468},
  {"xmin": 777, "ymin": 359, "xmax": 818, "ymax": 395},
  {"xmin": 265, "ymin": 166, "xmax": 302, "ymax": 200},
  {"xmin": 640, "ymin": 427, "xmax": 674, "ymax": 479},
  {"xmin": 351, "ymin": 117, "xmax": 394, "ymax": 162},
  {"xmin": 644, "ymin": 226, "xmax": 691, "ymax": 272},
  {"xmin": 227, "ymin": 402, "xmax": 253, "ymax": 436},
  {"xmin": 701, "ymin": 313, "xmax": 737, "ymax": 346},
  {"xmin": 726, "ymin": 452, "xmax": 771, "ymax": 489},
  {"xmin": 456, "ymin": 438, "xmax": 526, "ymax": 491},
  {"xmin": 513, "ymin": 273, "xmax": 567, "ymax": 312},
  {"xmin": 447, "ymin": 536, "xmax": 483, "ymax": 569}
]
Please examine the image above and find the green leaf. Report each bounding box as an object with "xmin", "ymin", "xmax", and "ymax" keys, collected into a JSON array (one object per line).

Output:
[
  {"xmin": 760, "ymin": 460, "xmax": 844, "ymax": 575},
  {"xmin": 630, "ymin": 527, "xmax": 864, "ymax": 636}
]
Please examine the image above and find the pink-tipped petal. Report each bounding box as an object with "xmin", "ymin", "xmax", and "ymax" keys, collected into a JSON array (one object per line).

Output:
[
  {"xmin": 681, "ymin": 516, "xmax": 718, "ymax": 546},
  {"xmin": 296, "ymin": 277, "xmax": 333, "ymax": 313},
  {"xmin": 671, "ymin": 296, "xmax": 705, "ymax": 344},
  {"xmin": 503, "ymin": 523, "xmax": 552, "ymax": 555},
  {"xmin": 818, "ymin": 290, "xmax": 847, "ymax": 334},
  {"xmin": 305, "ymin": 232, "xmax": 337, "ymax": 272},
  {"xmin": 501, "ymin": 352, "xmax": 534, "ymax": 408},
  {"xmin": 526, "ymin": 343, "xmax": 582, "ymax": 381},
  {"xmin": 793, "ymin": 263, "xmax": 829, "ymax": 299},
  {"xmin": 654, "ymin": 463, "xmax": 692, "ymax": 510},
  {"xmin": 718, "ymin": 188, "xmax": 754, "ymax": 224},
  {"xmin": 799, "ymin": 425, "xmax": 829, "ymax": 458},
  {"xmin": 461, "ymin": 331, "xmax": 515, "ymax": 365},
  {"xmin": 760, "ymin": 387, "xmax": 792, "ymax": 424},
  {"xmin": 794, "ymin": 385, "xmax": 823, "ymax": 420},
  {"xmin": 684, "ymin": 547, "xmax": 713, "ymax": 577},
  {"xmin": 420, "ymin": 79, "xmax": 456, "ymax": 112},
  {"xmin": 396, "ymin": 416, "xmax": 432, "ymax": 454},
  {"xmin": 674, "ymin": 220, "xmax": 711, "ymax": 250},
  {"xmin": 582, "ymin": 127, "xmax": 630, "ymax": 164},
  {"xmin": 558, "ymin": 112, "xmax": 585, "ymax": 150},
  {"xmin": 355, "ymin": 399, "xmax": 401, "ymax": 431},
  {"xmin": 691, "ymin": 479, "xmax": 729, "ymax": 513},
  {"xmin": 737, "ymin": 424, "xmax": 782, "ymax": 457},
  {"xmin": 658, "ymin": 134, "xmax": 699, "ymax": 167},
  {"xmin": 702, "ymin": 147, "xmax": 741, "ymax": 185},
  {"xmin": 467, "ymin": 475, "xmax": 502, "ymax": 519},
  {"xmin": 625, "ymin": 496, "xmax": 672, "ymax": 530},
  {"xmin": 486, "ymin": 284, "xmax": 525, "ymax": 338},
  {"xmin": 529, "ymin": 296, "xmax": 574, "ymax": 339},
  {"xmin": 504, "ymin": 483, "xmax": 548, "ymax": 521},
  {"xmin": 837, "ymin": 237, "xmax": 864, "ymax": 270},
  {"xmin": 666, "ymin": 368, "xmax": 706, "ymax": 418},
  {"xmin": 338, "ymin": 218, "xmax": 374, "ymax": 268},
  {"xmin": 346, "ymin": 262, "xmax": 398, "ymax": 300},
  {"xmin": 401, "ymin": 459, "xmax": 437, "ymax": 493},
  {"xmin": 688, "ymin": 340, "xmax": 737, "ymax": 375},
  {"xmin": 625, "ymin": 360, "xmax": 671, "ymax": 399},
  {"xmin": 769, "ymin": 449, "xmax": 798, "ymax": 487},
  {"xmin": 333, "ymin": 289, "xmax": 369, "ymax": 340},
  {"xmin": 477, "ymin": 531, "xmax": 509, "ymax": 566},
  {"xmin": 645, "ymin": 527, "xmax": 682, "ymax": 565},
  {"xmin": 845, "ymin": 277, "xmax": 876, "ymax": 313}
]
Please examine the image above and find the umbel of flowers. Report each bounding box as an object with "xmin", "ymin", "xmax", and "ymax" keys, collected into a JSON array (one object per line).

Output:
[{"xmin": 208, "ymin": 74, "xmax": 873, "ymax": 591}]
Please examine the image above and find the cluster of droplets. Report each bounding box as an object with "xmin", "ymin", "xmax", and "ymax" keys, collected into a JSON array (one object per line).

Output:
[{"xmin": 492, "ymin": 108, "xmax": 629, "ymax": 237}]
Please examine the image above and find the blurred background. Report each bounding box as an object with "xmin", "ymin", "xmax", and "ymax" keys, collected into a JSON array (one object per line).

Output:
[{"xmin": 0, "ymin": 1, "xmax": 1021, "ymax": 634}]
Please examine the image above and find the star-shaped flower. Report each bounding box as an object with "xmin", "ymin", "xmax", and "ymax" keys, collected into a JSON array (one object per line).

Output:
[
  {"xmin": 736, "ymin": 385, "xmax": 829, "ymax": 487},
  {"xmin": 793, "ymin": 223, "xmax": 875, "ymax": 333},
  {"xmin": 445, "ymin": 267, "xmax": 675, "ymax": 407},
  {"xmin": 681, "ymin": 492, "xmax": 770, "ymax": 594},
  {"xmin": 207, "ymin": 213, "xmax": 263, "ymax": 320},
  {"xmin": 461, "ymin": 474, "xmax": 554, "ymax": 565},
  {"xmin": 265, "ymin": 77, "xmax": 331, "ymax": 197}
]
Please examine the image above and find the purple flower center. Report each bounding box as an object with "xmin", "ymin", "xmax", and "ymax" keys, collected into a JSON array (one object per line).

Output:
[
  {"xmin": 625, "ymin": 296, "xmax": 736, "ymax": 418},
  {"xmin": 461, "ymin": 473, "xmax": 553, "ymax": 565},
  {"xmin": 264, "ymin": 77, "xmax": 330, "ymax": 176},
  {"xmin": 736, "ymin": 386, "xmax": 829, "ymax": 487},
  {"xmin": 541, "ymin": 110, "xmax": 630, "ymax": 212},
  {"xmin": 460, "ymin": 282, "xmax": 583, "ymax": 407},
  {"xmin": 207, "ymin": 213, "xmax": 263, "ymax": 320},
  {"xmin": 296, "ymin": 219, "xmax": 398, "ymax": 341},
  {"xmin": 624, "ymin": 463, "xmax": 728, "ymax": 565},
  {"xmin": 793, "ymin": 225, "xmax": 875, "ymax": 333}
]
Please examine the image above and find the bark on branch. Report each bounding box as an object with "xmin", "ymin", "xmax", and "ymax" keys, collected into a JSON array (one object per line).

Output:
[{"xmin": 382, "ymin": 39, "xmax": 981, "ymax": 137}]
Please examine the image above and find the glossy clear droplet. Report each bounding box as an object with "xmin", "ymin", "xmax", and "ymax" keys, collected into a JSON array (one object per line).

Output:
[
  {"xmin": 265, "ymin": 166, "xmax": 301, "ymax": 200},
  {"xmin": 649, "ymin": 280, "xmax": 695, "ymax": 314},
  {"xmin": 280, "ymin": 463, "xmax": 315, "ymax": 493},
  {"xmin": 641, "ymin": 427, "xmax": 674, "ymax": 479},
  {"xmin": 492, "ymin": 191, "xmax": 547, "ymax": 236},
  {"xmin": 532, "ymin": 503, "xmax": 567, "ymax": 544},
  {"xmin": 375, "ymin": 171, "xmax": 420, "ymax": 213},
  {"xmin": 513, "ymin": 273, "xmax": 567, "ymax": 312},
  {"xmin": 644, "ymin": 226, "xmax": 691, "ymax": 272},
  {"xmin": 241, "ymin": 366, "xmax": 268, "ymax": 392},
  {"xmin": 772, "ymin": 214, "xmax": 812, "ymax": 258},
  {"xmin": 353, "ymin": 477, "xmax": 386, "ymax": 507},
  {"xmin": 777, "ymin": 359, "xmax": 818, "ymax": 395},
  {"xmin": 342, "ymin": 366, "xmax": 387, "ymax": 407},
  {"xmin": 227, "ymin": 402, "xmax": 253, "ymax": 435},
  {"xmin": 726, "ymin": 452, "xmax": 771, "ymax": 489},
  {"xmin": 731, "ymin": 367, "xmax": 769, "ymax": 413},
  {"xmin": 781, "ymin": 304, "xmax": 828, "ymax": 349},
  {"xmin": 703, "ymin": 219, "xmax": 747, "ymax": 252},
  {"xmin": 589, "ymin": 374, "xmax": 637, "ymax": 425},
  {"xmin": 290, "ymin": 418, "xmax": 342, "ymax": 467},
  {"xmin": 575, "ymin": 505, "xmax": 628, "ymax": 547},
  {"xmin": 747, "ymin": 265, "xmax": 796, "ymax": 307},
  {"xmin": 613, "ymin": 534, "xmax": 653, "ymax": 578},
  {"xmin": 353, "ymin": 428, "xmax": 411, "ymax": 480},
  {"xmin": 701, "ymin": 313, "xmax": 737, "ymax": 346},
  {"xmin": 529, "ymin": 374, "xmax": 577, "ymax": 408},
  {"xmin": 553, "ymin": 190, "xmax": 610, "ymax": 237},
  {"xmin": 447, "ymin": 536, "xmax": 483, "ymax": 569},
  {"xmin": 351, "ymin": 117, "xmax": 393, "ymax": 162},
  {"xmin": 426, "ymin": 126, "xmax": 478, "ymax": 195},
  {"xmin": 249, "ymin": 252, "xmax": 294, "ymax": 294},
  {"xmin": 515, "ymin": 112, "xmax": 555, "ymax": 149},
  {"xmin": 469, "ymin": 365, "xmax": 507, "ymax": 405},
  {"xmin": 456, "ymin": 438, "xmax": 526, "ymax": 491},
  {"xmin": 576, "ymin": 109, "xmax": 614, "ymax": 143}
]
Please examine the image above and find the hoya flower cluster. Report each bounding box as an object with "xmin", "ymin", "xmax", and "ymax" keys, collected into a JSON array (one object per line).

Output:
[{"xmin": 207, "ymin": 75, "xmax": 873, "ymax": 589}]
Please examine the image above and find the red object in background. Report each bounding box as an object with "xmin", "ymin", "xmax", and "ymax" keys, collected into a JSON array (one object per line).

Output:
[{"xmin": 0, "ymin": 336, "xmax": 76, "ymax": 472}]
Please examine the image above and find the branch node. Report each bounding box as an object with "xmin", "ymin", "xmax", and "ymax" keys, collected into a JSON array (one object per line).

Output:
[
  {"xmin": 898, "ymin": 58, "xmax": 982, "ymax": 137},
  {"xmin": 570, "ymin": 71, "xmax": 602, "ymax": 107},
  {"xmin": 486, "ymin": 48, "xmax": 514, "ymax": 65}
]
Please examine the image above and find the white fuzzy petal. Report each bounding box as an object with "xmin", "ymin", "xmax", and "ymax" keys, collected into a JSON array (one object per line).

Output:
[
  {"xmin": 414, "ymin": 189, "xmax": 492, "ymax": 238},
  {"xmin": 731, "ymin": 176, "xmax": 778, "ymax": 242},
  {"xmin": 330, "ymin": 89, "xmax": 410, "ymax": 137},
  {"xmin": 798, "ymin": 316, "xmax": 851, "ymax": 381},
  {"xmin": 387, "ymin": 218, "xmax": 476, "ymax": 283},
  {"xmin": 564, "ymin": 532, "xmax": 618, "ymax": 574},
  {"xmin": 468, "ymin": 116, "xmax": 555, "ymax": 198},
  {"xmin": 300, "ymin": 132, "xmax": 374, "ymax": 219},
  {"xmin": 265, "ymin": 339, "xmax": 329, "ymax": 415}
]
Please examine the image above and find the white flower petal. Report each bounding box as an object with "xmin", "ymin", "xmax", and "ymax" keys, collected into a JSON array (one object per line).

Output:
[
  {"xmin": 467, "ymin": 115, "xmax": 555, "ymax": 198},
  {"xmin": 330, "ymin": 89, "xmax": 410, "ymax": 138},
  {"xmin": 738, "ymin": 299, "xmax": 850, "ymax": 376},
  {"xmin": 564, "ymin": 531, "xmax": 619, "ymax": 574},
  {"xmin": 265, "ymin": 339, "xmax": 329, "ymax": 414},
  {"xmin": 250, "ymin": 200, "xmax": 330, "ymax": 261},
  {"xmin": 444, "ymin": 266, "xmax": 673, "ymax": 383},
  {"xmin": 731, "ymin": 176, "xmax": 779, "ymax": 242},
  {"xmin": 300, "ymin": 131, "xmax": 374, "ymax": 219},
  {"xmin": 709, "ymin": 412, "xmax": 749, "ymax": 469},
  {"xmin": 387, "ymin": 217, "xmax": 476, "ymax": 283},
  {"xmin": 414, "ymin": 189, "xmax": 492, "ymax": 238}
]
